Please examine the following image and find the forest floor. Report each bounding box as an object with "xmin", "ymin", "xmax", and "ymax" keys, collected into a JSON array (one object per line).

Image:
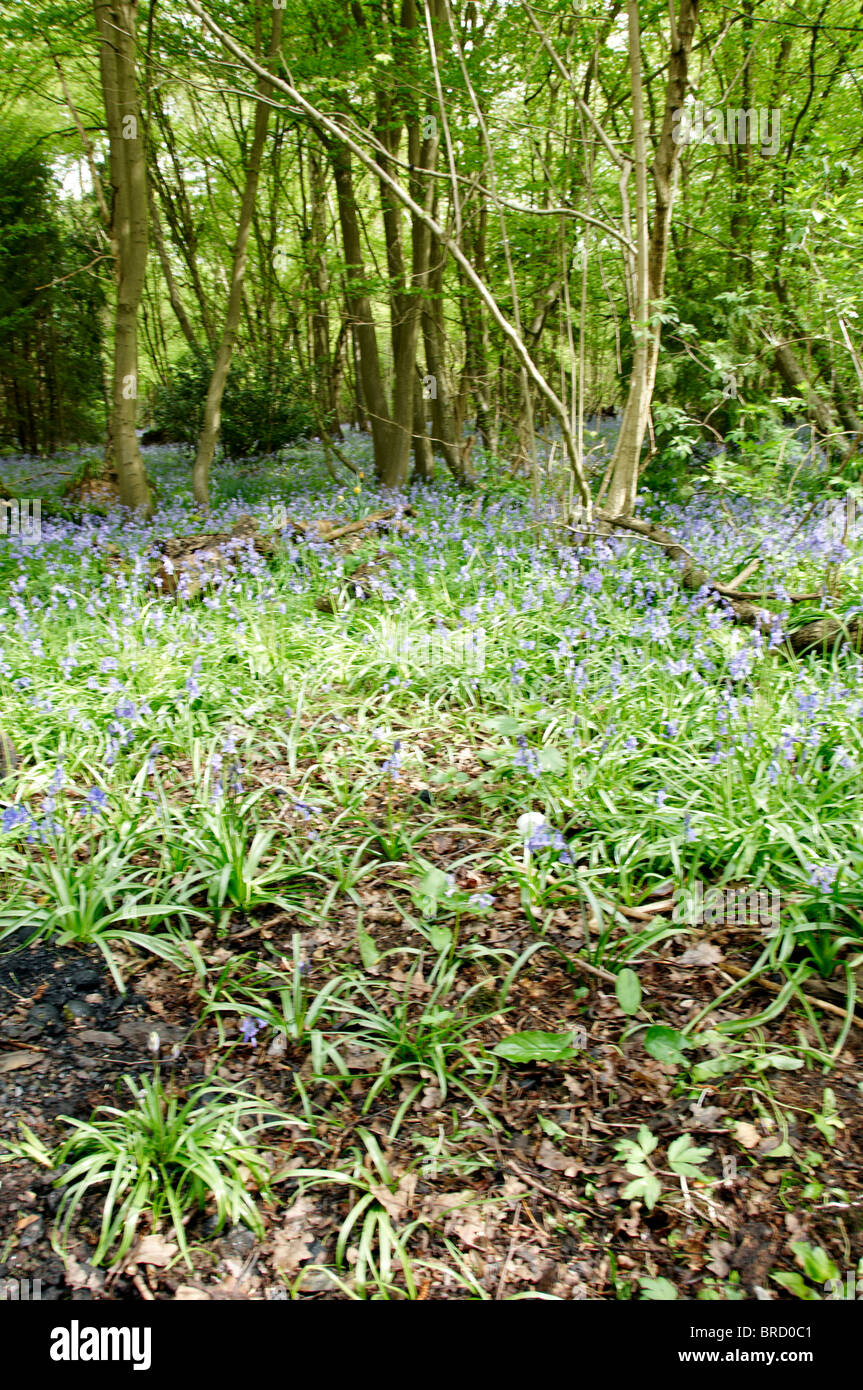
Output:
[{"xmin": 1, "ymin": 436, "xmax": 862, "ymax": 1302}]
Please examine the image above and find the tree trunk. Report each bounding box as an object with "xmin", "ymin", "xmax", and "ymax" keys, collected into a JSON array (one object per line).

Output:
[
  {"xmin": 424, "ymin": 227, "xmax": 472, "ymax": 482},
  {"xmin": 308, "ymin": 146, "xmax": 336, "ymax": 425},
  {"xmin": 772, "ymin": 278, "xmax": 862, "ymax": 435},
  {"xmin": 606, "ymin": 0, "xmax": 697, "ymax": 516},
  {"xmin": 192, "ymin": 3, "xmax": 282, "ymax": 506},
  {"xmin": 772, "ymin": 339, "xmax": 835, "ymax": 438},
  {"xmin": 147, "ymin": 183, "xmax": 201, "ymax": 354},
  {"xmin": 331, "ymin": 142, "xmax": 394, "ymax": 473},
  {"xmin": 458, "ymin": 200, "xmax": 490, "ymax": 449},
  {"xmin": 412, "ymin": 375, "xmax": 434, "ymax": 480},
  {"xmin": 94, "ymin": 0, "xmax": 152, "ymax": 514}
]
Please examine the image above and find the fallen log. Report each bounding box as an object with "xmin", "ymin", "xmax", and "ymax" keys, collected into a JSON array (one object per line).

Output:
[
  {"xmin": 285, "ymin": 506, "xmax": 414, "ymax": 543},
  {"xmin": 598, "ymin": 511, "xmax": 863, "ymax": 657},
  {"xmin": 153, "ymin": 515, "xmax": 277, "ymax": 599}
]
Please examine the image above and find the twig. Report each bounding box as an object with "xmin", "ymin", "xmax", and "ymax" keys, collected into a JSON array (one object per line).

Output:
[
  {"xmin": 504, "ymin": 1161, "xmax": 583, "ymax": 1212},
  {"xmin": 495, "ymin": 1202, "xmax": 522, "ymax": 1301},
  {"xmin": 720, "ymin": 961, "xmax": 863, "ymax": 1031}
]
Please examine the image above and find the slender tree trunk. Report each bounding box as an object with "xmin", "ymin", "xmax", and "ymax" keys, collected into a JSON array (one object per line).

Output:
[
  {"xmin": 412, "ymin": 375, "xmax": 434, "ymax": 480},
  {"xmin": 94, "ymin": 0, "xmax": 151, "ymax": 513},
  {"xmin": 192, "ymin": 3, "xmax": 283, "ymax": 506},
  {"xmin": 149, "ymin": 91, "xmax": 216, "ymax": 346},
  {"xmin": 606, "ymin": 0, "xmax": 697, "ymax": 516},
  {"xmin": 424, "ymin": 227, "xmax": 473, "ymax": 481},
  {"xmin": 772, "ymin": 339, "xmax": 835, "ymax": 437},
  {"xmin": 308, "ymin": 146, "xmax": 336, "ymax": 425},
  {"xmin": 772, "ymin": 278, "xmax": 862, "ymax": 435},
  {"xmin": 458, "ymin": 200, "xmax": 490, "ymax": 449},
  {"xmin": 331, "ymin": 142, "xmax": 394, "ymax": 471},
  {"xmin": 147, "ymin": 183, "xmax": 201, "ymax": 354}
]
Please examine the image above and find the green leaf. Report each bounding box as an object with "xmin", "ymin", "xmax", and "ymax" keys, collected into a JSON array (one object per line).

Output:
[
  {"xmin": 639, "ymin": 1276, "xmax": 678, "ymax": 1300},
  {"xmin": 771, "ymin": 1271, "xmax": 821, "ymax": 1300},
  {"xmin": 615, "ymin": 968, "xmax": 641, "ymax": 1015},
  {"xmin": 492, "ymin": 1030, "xmax": 579, "ymax": 1064},
  {"xmin": 418, "ymin": 868, "xmax": 449, "ymax": 902},
  {"xmin": 538, "ymin": 1114, "xmax": 568, "ymax": 1143},
  {"xmin": 636, "ymin": 1125, "xmax": 659, "ymax": 1156},
  {"xmin": 752, "ymin": 1053, "xmax": 803, "ymax": 1071},
  {"xmin": 792, "ymin": 1242, "xmax": 838, "ymax": 1284},
  {"xmin": 538, "ymin": 747, "xmax": 565, "ymax": 774},
  {"xmin": 667, "ymin": 1134, "xmax": 712, "ymax": 1176},
  {"xmin": 429, "ymin": 923, "xmax": 453, "ymax": 954},
  {"xmin": 622, "ymin": 1174, "xmax": 662, "ymax": 1209},
  {"xmin": 357, "ymin": 926, "xmax": 380, "ymax": 970},
  {"xmin": 644, "ymin": 1026, "xmax": 689, "ymax": 1066},
  {"xmin": 485, "ymin": 716, "xmax": 523, "ymax": 737},
  {"xmin": 691, "ymin": 1055, "xmax": 742, "ymax": 1082}
]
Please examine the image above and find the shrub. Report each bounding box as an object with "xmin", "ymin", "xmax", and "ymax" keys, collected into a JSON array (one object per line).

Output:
[{"xmin": 150, "ymin": 349, "xmax": 316, "ymax": 457}]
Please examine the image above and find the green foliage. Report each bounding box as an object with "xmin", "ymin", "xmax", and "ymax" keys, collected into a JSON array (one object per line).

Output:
[
  {"xmin": 492, "ymin": 1029, "xmax": 580, "ymax": 1064},
  {"xmin": 0, "ymin": 137, "xmax": 106, "ymax": 452},
  {"xmin": 2, "ymin": 1074, "xmax": 297, "ymax": 1266},
  {"xmin": 150, "ymin": 349, "xmax": 316, "ymax": 458}
]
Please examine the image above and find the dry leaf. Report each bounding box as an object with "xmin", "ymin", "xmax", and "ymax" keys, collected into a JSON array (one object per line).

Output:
[
  {"xmin": 0, "ymin": 1051, "xmax": 42, "ymax": 1073},
  {"xmin": 734, "ymin": 1121, "xmax": 762, "ymax": 1150},
  {"xmin": 537, "ymin": 1139, "xmax": 580, "ymax": 1177},
  {"xmin": 679, "ymin": 941, "xmax": 724, "ymax": 966},
  {"xmin": 127, "ymin": 1233, "xmax": 179, "ymax": 1268}
]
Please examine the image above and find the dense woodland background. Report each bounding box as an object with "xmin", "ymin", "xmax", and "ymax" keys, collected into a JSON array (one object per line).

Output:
[{"xmin": 1, "ymin": 0, "xmax": 861, "ymax": 512}]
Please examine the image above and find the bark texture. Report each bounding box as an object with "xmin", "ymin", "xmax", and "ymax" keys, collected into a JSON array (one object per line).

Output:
[{"xmin": 94, "ymin": 0, "xmax": 152, "ymax": 514}]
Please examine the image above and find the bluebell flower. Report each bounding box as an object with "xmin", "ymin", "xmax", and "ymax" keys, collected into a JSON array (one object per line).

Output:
[
  {"xmin": 513, "ymin": 735, "xmax": 540, "ymax": 776},
  {"xmin": 1, "ymin": 804, "xmax": 29, "ymax": 833},
  {"xmin": 240, "ymin": 1016, "xmax": 265, "ymax": 1047},
  {"xmin": 468, "ymin": 892, "xmax": 494, "ymax": 910},
  {"xmin": 381, "ymin": 740, "xmax": 402, "ymax": 780},
  {"xmin": 84, "ymin": 786, "xmax": 108, "ymax": 815},
  {"xmin": 806, "ymin": 863, "xmax": 837, "ymax": 893},
  {"xmin": 728, "ymin": 648, "xmax": 752, "ymax": 681}
]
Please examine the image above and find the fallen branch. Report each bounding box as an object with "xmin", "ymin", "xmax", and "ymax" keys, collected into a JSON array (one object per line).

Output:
[
  {"xmin": 286, "ymin": 507, "xmax": 412, "ymax": 543},
  {"xmin": 598, "ymin": 511, "xmax": 863, "ymax": 656}
]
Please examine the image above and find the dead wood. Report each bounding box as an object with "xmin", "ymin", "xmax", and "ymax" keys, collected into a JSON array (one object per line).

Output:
[{"xmin": 598, "ymin": 511, "xmax": 863, "ymax": 656}]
